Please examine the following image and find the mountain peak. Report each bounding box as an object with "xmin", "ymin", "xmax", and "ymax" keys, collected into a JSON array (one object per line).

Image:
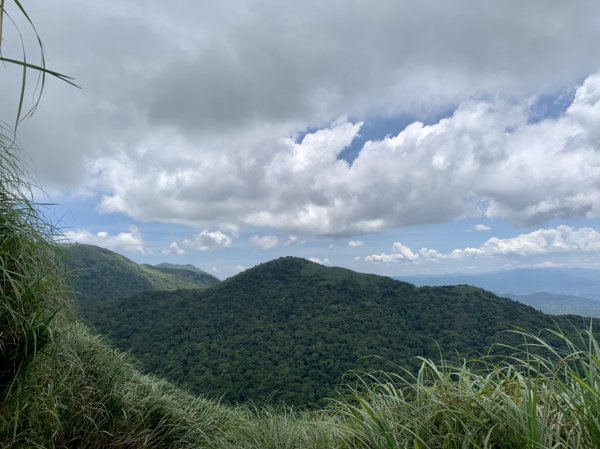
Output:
[{"xmin": 154, "ymin": 262, "xmax": 211, "ymax": 275}]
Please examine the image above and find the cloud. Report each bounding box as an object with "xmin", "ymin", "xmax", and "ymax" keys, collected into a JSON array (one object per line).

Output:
[
  {"xmin": 8, "ymin": 2, "xmax": 600, "ymax": 236},
  {"xmin": 64, "ymin": 225, "xmax": 150, "ymax": 254},
  {"xmin": 162, "ymin": 241, "xmax": 185, "ymax": 255},
  {"xmin": 366, "ymin": 226, "xmax": 600, "ymax": 264},
  {"xmin": 365, "ymin": 242, "xmax": 419, "ymax": 263},
  {"xmin": 473, "ymin": 224, "xmax": 491, "ymax": 232},
  {"xmin": 348, "ymin": 240, "xmax": 364, "ymax": 248},
  {"xmin": 250, "ymin": 235, "xmax": 279, "ymax": 250},
  {"xmin": 450, "ymin": 226, "xmax": 600, "ymax": 258},
  {"xmin": 308, "ymin": 257, "xmax": 330, "ymax": 265},
  {"xmin": 183, "ymin": 230, "xmax": 233, "ymax": 251},
  {"xmin": 284, "ymin": 235, "xmax": 299, "ymax": 246},
  {"xmin": 80, "ymin": 77, "xmax": 600, "ymax": 235}
]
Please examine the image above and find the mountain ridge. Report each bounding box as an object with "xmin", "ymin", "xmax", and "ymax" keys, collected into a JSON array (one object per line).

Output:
[
  {"xmin": 83, "ymin": 256, "xmax": 597, "ymax": 407},
  {"xmin": 397, "ymin": 267, "xmax": 600, "ymax": 317},
  {"xmin": 398, "ymin": 267, "xmax": 600, "ymax": 297},
  {"xmin": 59, "ymin": 243, "xmax": 220, "ymax": 304}
]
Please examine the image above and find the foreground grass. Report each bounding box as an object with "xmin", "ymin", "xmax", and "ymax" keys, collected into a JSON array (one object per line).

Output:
[
  {"xmin": 336, "ymin": 328, "xmax": 600, "ymax": 448},
  {"xmin": 1, "ymin": 321, "xmax": 347, "ymax": 448},
  {"xmin": 2, "ymin": 315, "xmax": 600, "ymax": 448}
]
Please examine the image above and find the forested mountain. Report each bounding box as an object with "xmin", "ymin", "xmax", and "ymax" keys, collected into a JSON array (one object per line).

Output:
[
  {"xmin": 59, "ymin": 243, "xmax": 220, "ymax": 304},
  {"xmin": 82, "ymin": 256, "xmax": 597, "ymax": 408},
  {"xmin": 155, "ymin": 262, "xmax": 210, "ymax": 273}
]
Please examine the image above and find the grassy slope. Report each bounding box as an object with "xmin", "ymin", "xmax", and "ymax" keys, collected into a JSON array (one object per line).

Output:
[
  {"xmin": 59, "ymin": 243, "xmax": 219, "ymax": 304},
  {"xmin": 83, "ymin": 256, "xmax": 598, "ymax": 408},
  {"xmin": 4, "ymin": 301, "xmax": 600, "ymax": 448}
]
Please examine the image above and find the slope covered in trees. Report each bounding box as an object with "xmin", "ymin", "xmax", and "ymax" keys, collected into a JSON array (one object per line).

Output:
[
  {"xmin": 84, "ymin": 256, "xmax": 597, "ymax": 408},
  {"xmin": 59, "ymin": 243, "xmax": 219, "ymax": 304}
]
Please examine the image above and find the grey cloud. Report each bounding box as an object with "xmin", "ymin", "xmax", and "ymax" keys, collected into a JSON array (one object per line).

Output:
[
  {"xmin": 249, "ymin": 235, "xmax": 279, "ymax": 250},
  {"xmin": 88, "ymin": 79, "xmax": 600, "ymax": 234},
  {"xmin": 139, "ymin": 0, "xmax": 600, "ymax": 134},
  {"xmin": 4, "ymin": 0, "xmax": 600, "ymax": 235}
]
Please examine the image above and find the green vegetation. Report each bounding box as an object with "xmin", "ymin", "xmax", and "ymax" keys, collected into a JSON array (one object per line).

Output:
[
  {"xmin": 60, "ymin": 243, "xmax": 219, "ymax": 304},
  {"xmin": 0, "ymin": 136, "xmax": 67, "ymax": 404},
  {"xmin": 82, "ymin": 256, "xmax": 598, "ymax": 408},
  {"xmin": 3, "ymin": 4, "xmax": 600, "ymax": 447},
  {"xmin": 336, "ymin": 327, "xmax": 600, "ymax": 449}
]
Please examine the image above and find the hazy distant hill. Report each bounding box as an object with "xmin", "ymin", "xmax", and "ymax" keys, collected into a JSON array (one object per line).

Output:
[
  {"xmin": 505, "ymin": 292, "xmax": 600, "ymax": 318},
  {"xmin": 399, "ymin": 268, "xmax": 600, "ymax": 298},
  {"xmin": 59, "ymin": 243, "xmax": 220, "ymax": 304},
  {"xmin": 83, "ymin": 257, "xmax": 596, "ymax": 408},
  {"xmin": 398, "ymin": 268, "xmax": 600, "ymax": 317}
]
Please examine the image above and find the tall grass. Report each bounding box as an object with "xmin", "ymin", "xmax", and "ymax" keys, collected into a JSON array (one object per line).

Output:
[
  {"xmin": 334, "ymin": 327, "xmax": 600, "ymax": 449},
  {"xmin": 1, "ymin": 319, "xmax": 346, "ymax": 448},
  {"xmin": 0, "ymin": 135, "xmax": 65, "ymax": 398}
]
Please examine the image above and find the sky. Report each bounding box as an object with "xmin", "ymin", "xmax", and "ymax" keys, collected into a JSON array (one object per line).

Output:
[{"xmin": 2, "ymin": 0, "xmax": 600, "ymax": 279}]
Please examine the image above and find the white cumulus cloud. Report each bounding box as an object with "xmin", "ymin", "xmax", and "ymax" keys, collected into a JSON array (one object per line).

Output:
[
  {"xmin": 183, "ymin": 230, "xmax": 233, "ymax": 251},
  {"xmin": 365, "ymin": 242, "xmax": 419, "ymax": 263},
  {"xmin": 250, "ymin": 235, "xmax": 279, "ymax": 250},
  {"xmin": 367, "ymin": 226, "xmax": 600, "ymax": 265},
  {"xmin": 473, "ymin": 224, "xmax": 491, "ymax": 232},
  {"xmin": 162, "ymin": 241, "xmax": 185, "ymax": 255},
  {"xmin": 81, "ymin": 74, "xmax": 600, "ymax": 235},
  {"xmin": 64, "ymin": 225, "xmax": 150, "ymax": 254},
  {"xmin": 284, "ymin": 235, "xmax": 299, "ymax": 246},
  {"xmin": 348, "ymin": 240, "xmax": 364, "ymax": 248},
  {"xmin": 450, "ymin": 226, "xmax": 600, "ymax": 258}
]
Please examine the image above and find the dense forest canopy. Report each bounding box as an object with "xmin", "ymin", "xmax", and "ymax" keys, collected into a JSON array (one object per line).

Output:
[{"xmin": 82, "ymin": 256, "xmax": 598, "ymax": 407}]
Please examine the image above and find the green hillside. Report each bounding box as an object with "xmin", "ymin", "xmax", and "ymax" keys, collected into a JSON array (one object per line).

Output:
[
  {"xmin": 155, "ymin": 262, "xmax": 211, "ymax": 273},
  {"xmin": 84, "ymin": 256, "xmax": 597, "ymax": 408},
  {"xmin": 58, "ymin": 243, "xmax": 220, "ymax": 304}
]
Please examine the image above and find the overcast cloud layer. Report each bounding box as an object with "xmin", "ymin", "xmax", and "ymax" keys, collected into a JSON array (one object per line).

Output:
[{"xmin": 3, "ymin": 1, "xmax": 600, "ymax": 239}]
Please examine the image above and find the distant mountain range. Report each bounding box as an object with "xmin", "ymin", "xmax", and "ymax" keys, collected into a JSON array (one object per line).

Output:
[
  {"xmin": 506, "ymin": 292, "xmax": 600, "ymax": 318},
  {"xmin": 397, "ymin": 268, "xmax": 600, "ymax": 317},
  {"xmin": 80, "ymin": 256, "xmax": 597, "ymax": 408},
  {"xmin": 59, "ymin": 243, "xmax": 220, "ymax": 304}
]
